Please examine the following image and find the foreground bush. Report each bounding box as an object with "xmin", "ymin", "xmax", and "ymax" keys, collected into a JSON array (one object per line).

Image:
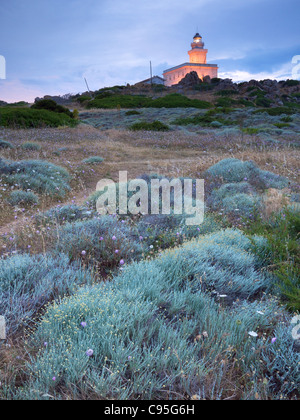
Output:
[
  {"xmin": 7, "ymin": 190, "xmax": 39, "ymax": 206},
  {"xmin": 55, "ymin": 216, "xmax": 143, "ymax": 272},
  {"xmin": 0, "ymin": 254, "xmax": 93, "ymax": 335},
  {"xmin": 205, "ymin": 158, "xmax": 289, "ymax": 190},
  {"xmin": 0, "ymin": 158, "xmax": 71, "ymax": 198},
  {"xmin": 247, "ymin": 207, "xmax": 300, "ymax": 310},
  {"xmin": 210, "ymin": 182, "xmax": 254, "ymax": 206},
  {"xmin": 8, "ymin": 229, "xmax": 298, "ymax": 400},
  {"xmin": 0, "ymin": 107, "xmax": 77, "ymax": 128},
  {"xmin": 222, "ymin": 193, "xmax": 261, "ymax": 218}
]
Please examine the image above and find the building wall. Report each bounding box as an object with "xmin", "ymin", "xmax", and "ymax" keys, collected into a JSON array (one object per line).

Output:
[{"xmin": 163, "ymin": 65, "xmax": 218, "ymax": 87}]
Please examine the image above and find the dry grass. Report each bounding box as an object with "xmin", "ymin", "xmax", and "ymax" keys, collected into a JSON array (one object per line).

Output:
[{"xmin": 261, "ymin": 188, "xmax": 290, "ymax": 218}]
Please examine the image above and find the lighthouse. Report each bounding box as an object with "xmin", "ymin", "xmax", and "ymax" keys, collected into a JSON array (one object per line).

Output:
[{"xmin": 163, "ymin": 33, "xmax": 218, "ymax": 86}]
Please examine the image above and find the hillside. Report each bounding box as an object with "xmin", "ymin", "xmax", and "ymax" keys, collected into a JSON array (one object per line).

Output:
[{"xmin": 0, "ymin": 78, "xmax": 299, "ymax": 400}]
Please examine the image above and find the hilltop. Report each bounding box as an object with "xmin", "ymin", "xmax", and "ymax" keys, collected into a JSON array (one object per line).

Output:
[{"xmin": 32, "ymin": 76, "xmax": 300, "ymax": 110}]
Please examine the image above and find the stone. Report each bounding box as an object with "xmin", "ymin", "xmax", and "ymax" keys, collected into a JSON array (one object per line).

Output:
[
  {"xmin": 0, "ymin": 316, "xmax": 6, "ymax": 340},
  {"xmin": 216, "ymin": 78, "xmax": 238, "ymax": 91},
  {"xmin": 203, "ymin": 75, "xmax": 211, "ymax": 84},
  {"xmin": 177, "ymin": 71, "xmax": 202, "ymax": 87}
]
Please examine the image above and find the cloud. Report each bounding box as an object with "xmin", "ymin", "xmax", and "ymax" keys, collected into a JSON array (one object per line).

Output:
[
  {"xmin": 0, "ymin": 0, "xmax": 299, "ymax": 101},
  {"xmin": 219, "ymin": 61, "xmax": 295, "ymax": 82}
]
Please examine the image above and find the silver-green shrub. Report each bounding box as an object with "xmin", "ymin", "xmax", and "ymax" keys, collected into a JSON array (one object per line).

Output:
[{"xmin": 0, "ymin": 254, "xmax": 93, "ymax": 335}]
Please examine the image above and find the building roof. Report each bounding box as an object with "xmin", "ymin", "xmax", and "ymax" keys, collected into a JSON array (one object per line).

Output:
[
  {"xmin": 194, "ymin": 33, "xmax": 202, "ymax": 39},
  {"xmin": 163, "ymin": 62, "xmax": 218, "ymax": 74},
  {"xmin": 135, "ymin": 75, "xmax": 165, "ymax": 84}
]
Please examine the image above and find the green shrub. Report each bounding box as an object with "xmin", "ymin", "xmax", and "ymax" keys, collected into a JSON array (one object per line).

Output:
[
  {"xmin": 237, "ymin": 99, "xmax": 255, "ymax": 107},
  {"xmin": 211, "ymin": 77, "xmax": 221, "ymax": 84},
  {"xmin": 88, "ymin": 95, "xmax": 150, "ymax": 109},
  {"xmin": 77, "ymin": 95, "xmax": 91, "ymax": 104},
  {"xmin": 281, "ymin": 116, "xmax": 293, "ymax": 122},
  {"xmin": 5, "ymin": 101, "xmax": 29, "ymax": 107},
  {"xmin": 0, "ymin": 158, "xmax": 71, "ymax": 198},
  {"xmin": 255, "ymin": 97, "xmax": 272, "ymax": 107},
  {"xmin": 87, "ymin": 93, "xmax": 211, "ymax": 110},
  {"xmin": 7, "ymin": 190, "xmax": 39, "ymax": 206},
  {"xmin": 32, "ymin": 99, "xmax": 74, "ymax": 118},
  {"xmin": 247, "ymin": 207, "xmax": 300, "ymax": 310},
  {"xmin": 94, "ymin": 90, "xmax": 115, "ymax": 100},
  {"xmin": 125, "ymin": 110, "xmax": 141, "ymax": 116},
  {"xmin": 21, "ymin": 142, "xmax": 42, "ymax": 151},
  {"xmin": 253, "ymin": 107, "xmax": 295, "ymax": 116},
  {"xmin": 215, "ymin": 90, "xmax": 238, "ymax": 96},
  {"xmin": 248, "ymin": 89, "xmax": 266, "ymax": 98},
  {"xmin": 283, "ymin": 80, "xmax": 300, "ymax": 87},
  {"xmin": 82, "ymin": 156, "xmax": 104, "ymax": 164},
  {"xmin": 173, "ymin": 111, "xmax": 235, "ymax": 127},
  {"xmin": 215, "ymin": 97, "xmax": 236, "ymax": 107},
  {"xmin": 130, "ymin": 120, "xmax": 170, "ymax": 131},
  {"xmin": 150, "ymin": 94, "xmax": 211, "ymax": 109},
  {"xmin": 0, "ymin": 107, "xmax": 77, "ymax": 128},
  {"xmin": 273, "ymin": 123, "xmax": 290, "ymax": 129},
  {"xmin": 152, "ymin": 84, "xmax": 167, "ymax": 93},
  {"xmin": 242, "ymin": 127, "xmax": 260, "ymax": 135},
  {"xmin": 194, "ymin": 83, "xmax": 214, "ymax": 91}
]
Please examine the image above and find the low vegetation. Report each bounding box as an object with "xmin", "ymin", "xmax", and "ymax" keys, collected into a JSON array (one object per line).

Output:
[
  {"xmin": 0, "ymin": 158, "xmax": 71, "ymax": 198},
  {"xmin": 0, "ymin": 107, "xmax": 77, "ymax": 128},
  {"xmin": 0, "ymin": 79, "xmax": 299, "ymax": 401},
  {"xmin": 130, "ymin": 120, "xmax": 170, "ymax": 131},
  {"xmin": 88, "ymin": 93, "xmax": 211, "ymax": 110}
]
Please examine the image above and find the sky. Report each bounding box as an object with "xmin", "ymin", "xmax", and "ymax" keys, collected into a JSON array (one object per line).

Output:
[{"xmin": 0, "ymin": 0, "xmax": 300, "ymax": 103}]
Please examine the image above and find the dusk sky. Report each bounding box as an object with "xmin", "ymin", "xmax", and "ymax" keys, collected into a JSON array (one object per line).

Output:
[{"xmin": 0, "ymin": 0, "xmax": 300, "ymax": 103}]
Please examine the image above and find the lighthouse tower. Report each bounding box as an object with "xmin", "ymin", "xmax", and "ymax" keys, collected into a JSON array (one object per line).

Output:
[
  {"xmin": 163, "ymin": 33, "xmax": 218, "ymax": 86},
  {"xmin": 188, "ymin": 33, "xmax": 208, "ymax": 64}
]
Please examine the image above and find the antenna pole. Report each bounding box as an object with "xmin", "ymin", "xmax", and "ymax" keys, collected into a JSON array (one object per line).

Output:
[
  {"xmin": 150, "ymin": 61, "xmax": 153, "ymax": 86},
  {"xmin": 84, "ymin": 78, "xmax": 92, "ymax": 98}
]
